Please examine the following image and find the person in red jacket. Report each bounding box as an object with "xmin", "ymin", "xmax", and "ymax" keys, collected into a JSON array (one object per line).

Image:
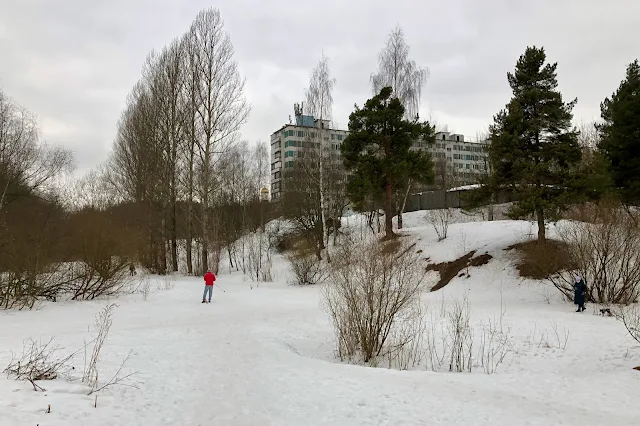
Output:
[{"xmin": 202, "ymin": 270, "xmax": 216, "ymax": 303}]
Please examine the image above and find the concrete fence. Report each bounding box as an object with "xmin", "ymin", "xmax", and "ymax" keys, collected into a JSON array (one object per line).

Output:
[{"xmin": 404, "ymin": 189, "xmax": 513, "ymax": 212}]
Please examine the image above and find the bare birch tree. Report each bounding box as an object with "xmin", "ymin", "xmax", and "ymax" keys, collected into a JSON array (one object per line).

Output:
[
  {"xmin": 303, "ymin": 53, "xmax": 337, "ymax": 258},
  {"xmin": 184, "ymin": 8, "xmax": 250, "ymax": 273},
  {"xmin": 370, "ymin": 26, "xmax": 429, "ymax": 121},
  {"xmin": 370, "ymin": 26, "xmax": 429, "ymax": 229}
]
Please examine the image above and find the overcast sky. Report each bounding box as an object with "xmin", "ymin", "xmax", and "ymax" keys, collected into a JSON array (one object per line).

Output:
[{"xmin": 0, "ymin": 0, "xmax": 637, "ymax": 176}]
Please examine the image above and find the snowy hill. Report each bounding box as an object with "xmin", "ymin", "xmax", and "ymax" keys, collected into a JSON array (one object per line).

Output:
[{"xmin": 1, "ymin": 211, "xmax": 639, "ymax": 425}]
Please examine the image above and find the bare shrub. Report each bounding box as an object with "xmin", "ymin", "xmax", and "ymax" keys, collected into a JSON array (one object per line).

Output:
[
  {"xmin": 88, "ymin": 350, "xmax": 138, "ymax": 395},
  {"xmin": 286, "ymin": 252, "xmax": 329, "ymax": 286},
  {"xmin": 0, "ymin": 198, "xmax": 73, "ymax": 309},
  {"xmin": 423, "ymin": 294, "xmax": 513, "ymax": 374},
  {"xmin": 427, "ymin": 208, "xmax": 452, "ymax": 241},
  {"xmin": 67, "ymin": 208, "xmax": 134, "ymax": 301},
  {"xmin": 140, "ymin": 276, "xmax": 152, "ymax": 300},
  {"xmin": 615, "ymin": 305, "xmax": 640, "ymax": 345},
  {"xmin": 457, "ymin": 229, "xmax": 470, "ymax": 278},
  {"xmin": 0, "ymin": 262, "xmax": 76, "ymax": 310},
  {"xmin": 244, "ymin": 230, "xmax": 273, "ymax": 282},
  {"xmin": 526, "ymin": 321, "xmax": 570, "ymax": 350},
  {"xmin": 3, "ymin": 338, "xmax": 78, "ymax": 391},
  {"xmin": 383, "ymin": 303, "xmax": 427, "ymax": 370},
  {"xmin": 322, "ymin": 236, "xmax": 426, "ymax": 364},
  {"xmin": 447, "ymin": 295, "xmax": 473, "ymax": 372},
  {"xmin": 424, "ymin": 309, "xmax": 449, "ymax": 372},
  {"xmin": 83, "ymin": 303, "xmax": 117, "ymax": 389},
  {"xmin": 553, "ymin": 200, "xmax": 640, "ymax": 304},
  {"xmin": 476, "ymin": 302, "xmax": 514, "ymax": 374},
  {"xmin": 161, "ymin": 275, "xmax": 176, "ymax": 291},
  {"xmin": 70, "ymin": 260, "xmax": 130, "ymax": 301}
]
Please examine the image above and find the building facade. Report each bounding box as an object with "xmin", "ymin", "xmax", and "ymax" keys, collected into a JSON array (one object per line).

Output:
[
  {"xmin": 270, "ymin": 110, "xmax": 488, "ymax": 200},
  {"xmin": 421, "ymin": 131, "xmax": 489, "ymax": 188},
  {"xmin": 270, "ymin": 108, "xmax": 349, "ymax": 200}
]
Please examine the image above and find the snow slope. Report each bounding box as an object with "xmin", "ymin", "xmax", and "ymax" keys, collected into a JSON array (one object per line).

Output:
[{"xmin": 1, "ymin": 212, "xmax": 639, "ymax": 425}]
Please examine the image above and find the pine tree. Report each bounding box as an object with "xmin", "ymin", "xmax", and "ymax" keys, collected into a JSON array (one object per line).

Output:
[
  {"xmin": 597, "ymin": 60, "xmax": 640, "ymax": 206},
  {"xmin": 486, "ymin": 46, "xmax": 581, "ymax": 242},
  {"xmin": 341, "ymin": 87, "xmax": 434, "ymax": 239}
]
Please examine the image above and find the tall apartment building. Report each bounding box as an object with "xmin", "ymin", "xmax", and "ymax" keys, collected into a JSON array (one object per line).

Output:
[
  {"xmin": 269, "ymin": 106, "xmax": 488, "ymax": 199},
  {"xmin": 270, "ymin": 105, "xmax": 349, "ymax": 200}
]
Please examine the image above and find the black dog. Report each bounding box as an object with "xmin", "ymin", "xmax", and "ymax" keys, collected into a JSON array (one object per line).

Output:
[{"xmin": 599, "ymin": 308, "xmax": 612, "ymax": 317}]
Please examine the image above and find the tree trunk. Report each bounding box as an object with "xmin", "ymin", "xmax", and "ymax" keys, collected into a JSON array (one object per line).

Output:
[
  {"xmin": 318, "ymin": 123, "xmax": 330, "ymax": 262},
  {"xmin": 398, "ymin": 179, "xmax": 413, "ymax": 230},
  {"xmin": 171, "ymin": 199, "xmax": 178, "ymax": 272},
  {"xmin": 160, "ymin": 215, "xmax": 167, "ymax": 274},
  {"xmin": 186, "ymin": 237, "xmax": 193, "ymax": 275},
  {"xmin": 186, "ymin": 199, "xmax": 193, "ymax": 275},
  {"xmin": 201, "ymin": 201, "xmax": 209, "ymax": 273},
  {"xmin": 536, "ymin": 207, "xmax": 546, "ymax": 243},
  {"xmin": 384, "ymin": 177, "xmax": 395, "ymax": 239},
  {"xmin": 488, "ymin": 194, "xmax": 495, "ymax": 221}
]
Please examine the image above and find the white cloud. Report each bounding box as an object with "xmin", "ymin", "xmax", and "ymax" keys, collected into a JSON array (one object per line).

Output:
[{"xmin": 0, "ymin": 0, "xmax": 637, "ymax": 173}]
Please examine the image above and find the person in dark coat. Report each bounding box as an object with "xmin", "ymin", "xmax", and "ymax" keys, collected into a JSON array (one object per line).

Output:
[{"xmin": 573, "ymin": 275, "xmax": 587, "ymax": 312}]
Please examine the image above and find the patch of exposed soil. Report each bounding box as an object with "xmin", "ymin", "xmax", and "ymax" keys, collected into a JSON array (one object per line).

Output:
[
  {"xmin": 426, "ymin": 251, "xmax": 493, "ymax": 292},
  {"xmin": 469, "ymin": 253, "xmax": 492, "ymax": 267},
  {"xmin": 505, "ymin": 240, "xmax": 574, "ymax": 280}
]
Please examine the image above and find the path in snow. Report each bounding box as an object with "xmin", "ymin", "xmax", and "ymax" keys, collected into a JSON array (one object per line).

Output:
[{"xmin": 1, "ymin": 276, "xmax": 639, "ymax": 426}]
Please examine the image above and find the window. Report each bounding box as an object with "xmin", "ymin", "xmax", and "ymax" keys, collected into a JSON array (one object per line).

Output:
[
  {"xmin": 297, "ymin": 131, "xmax": 304, "ymax": 137},
  {"xmin": 285, "ymin": 161, "xmax": 294, "ymax": 168},
  {"xmin": 442, "ymin": 135, "xmax": 446, "ymax": 140},
  {"xmin": 465, "ymin": 155, "xmax": 471, "ymax": 161},
  {"xmin": 466, "ymin": 164, "xmax": 470, "ymax": 169},
  {"xmin": 456, "ymin": 135, "xmax": 460, "ymax": 142},
  {"xmin": 285, "ymin": 150, "xmax": 294, "ymax": 158},
  {"xmin": 331, "ymin": 134, "xmax": 335, "ymax": 140}
]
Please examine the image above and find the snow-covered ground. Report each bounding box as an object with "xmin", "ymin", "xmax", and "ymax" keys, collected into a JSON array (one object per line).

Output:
[{"xmin": 1, "ymin": 212, "xmax": 639, "ymax": 425}]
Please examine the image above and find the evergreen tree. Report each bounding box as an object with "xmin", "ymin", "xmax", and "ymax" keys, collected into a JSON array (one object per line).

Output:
[
  {"xmin": 484, "ymin": 46, "xmax": 581, "ymax": 242},
  {"xmin": 597, "ymin": 60, "xmax": 640, "ymax": 205},
  {"xmin": 341, "ymin": 87, "xmax": 434, "ymax": 239}
]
